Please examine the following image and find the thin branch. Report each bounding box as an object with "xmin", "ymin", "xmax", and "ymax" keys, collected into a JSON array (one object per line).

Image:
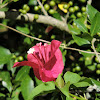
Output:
[
  {"xmin": 87, "ymin": 0, "xmax": 92, "ymax": 5},
  {"xmin": 0, "ymin": 23, "xmax": 50, "ymax": 43},
  {"xmin": 37, "ymin": 0, "xmax": 48, "ymax": 16},
  {"xmin": 0, "ymin": 0, "xmax": 3, "ymax": 4},
  {"xmin": 0, "ymin": 0, "xmax": 13, "ymax": 9},
  {"xmin": 0, "ymin": 11, "xmax": 70, "ymax": 33},
  {"xmin": 0, "ymin": 23, "xmax": 100, "ymax": 55},
  {"xmin": 65, "ymin": 12, "xmax": 69, "ymax": 23},
  {"xmin": 60, "ymin": 46, "xmax": 100, "ymax": 55},
  {"xmin": 92, "ymin": 38, "xmax": 100, "ymax": 63}
]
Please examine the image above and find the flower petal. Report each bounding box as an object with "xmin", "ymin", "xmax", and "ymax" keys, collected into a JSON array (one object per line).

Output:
[
  {"xmin": 39, "ymin": 68, "xmax": 55, "ymax": 82},
  {"xmin": 44, "ymin": 49, "xmax": 64, "ymax": 78},
  {"xmin": 13, "ymin": 61, "xmax": 38, "ymax": 69},
  {"xmin": 51, "ymin": 49, "xmax": 64, "ymax": 78},
  {"xmin": 50, "ymin": 40, "xmax": 61, "ymax": 58}
]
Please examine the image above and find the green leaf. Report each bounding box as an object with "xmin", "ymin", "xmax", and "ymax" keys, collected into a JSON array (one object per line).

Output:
[
  {"xmin": 86, "ymin": 4, "xmax": 98, "ymax": 22},
  {"xmin": 13, "ymin": 0, "xmax": 19, "ymax": 2},
  {"xmin": 16, "ymin": 25, "xmax": 30, "ymax": 34},
  {"xmin": 90, "ymin": 12, "xmax": 100, "ymax": 36},
  {"xmin": 90, "ymin": 78, "xmax": 100, "ymax": 88},
  {"xmin": 74, "ymin": 18, "xmax": 88, "ymax": 33},
  {"xmin": 28, "ymin": 0, "xmax": 37, "ymax": 6},
  {"xmin": 0, "ymin": 46, "xmax": 12, "ymax": 65},
  {"xmin": 87, "ymin": 64, "xmax": 96, "ymax": 71},
  {"xmin": 0, "ymin": 93, "xmax": 5, "ymax": 97},
  {"xmin": 66, "ymin": 97, "xmax": 74, "ymax": 100},
  {"xmin": 95, "ymin": 98, "xmax": 100, "ymax": 100},
  {"xmin": 55, "ymin": 74, "xmax": 64, "ymax": 88},
  {"xmin": 72, "ymin": 34, "xmax": 90, "ymax": 46},
  {"xmin": 60, "ymin": 82, "xmax": 70, "ymax": 97},
  {"xmin": 21, "ymin": 75, "xmax": 34, "ymax": 100},
  {"xmin": 15, "ymin": 66, "xmax": 30, "ymax": 81},
  {"xmin": 11, "ymin": 87, "xmax": 21, "ymax": 100},
  {"xmin": 28, "ymin": 81, "xmax": 55, "ymax": 100},
  {"xmin": 0, "ymin": 71, "xmax": 12, "ymax": 92},
  {"xmin": 73, "ymin": 82, "xmax": 90, "ymax": 87},
  {"xmin": 52, "ymin": 12, "xmax": 62, "ymax": 20},
  {"xmin": 24, "ymin": 38, "xmax": 31, "ymax": 45},
  {"xmin": 64, "ymin": 71, "xmax": 81, "ymax": 84},
  {"xmin": 80, "ymin": 50, "xmax": 94, "ymax": 57},
  {"xmin": 68, "ymin": 24, "xmax": 81, "ymax": 35},
  {"xmin": 7, "ymin": 59, "xmax": 16, "ymax": 74},
  {"xmin": 35, "ymin": 76, "xmax": 43, "ymax": 86}
]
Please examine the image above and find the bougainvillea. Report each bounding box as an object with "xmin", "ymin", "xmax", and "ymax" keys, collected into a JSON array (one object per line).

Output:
[{"xmin": 13, "ymin": 40, "xmax": 64, "ymax": 82}]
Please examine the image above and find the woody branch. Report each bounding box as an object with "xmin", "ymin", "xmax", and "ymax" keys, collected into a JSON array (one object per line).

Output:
[{"xmin": 0, "ymin": 11, "xmax": 70, "ymax": 34}]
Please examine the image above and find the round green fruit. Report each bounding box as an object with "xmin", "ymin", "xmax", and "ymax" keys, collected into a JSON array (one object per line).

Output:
[
  {"xmin": 97, "ymin": 64, "xmax": 100, "ymax": 69},
  {"xmin": 49, "ymin": 9, "xmax": 55, "ymax": 14},
  {"xmin": 22, "ymin": 10, "xmax": 27, "ymax": 14},
  {"xmin": 63, "ymin": 4, "xmax": 69, "ymax": 9},
  {"xmin": 51, "ymin": 35, "xmax": 55, "ymax": 39},
  {"xmin": 85, "ymin": 57, "xmax": 90, "ymax": 61},
  {"xmin": 77, "ymin": 12, "xmax": 82, "ymax": 17},
  {"xmin": 95, "ymin": 57, "xmax": 99, "ymax": 63},
  {"xmin": 18, "ymin": 56, "xmax": 24, "ymax": 61},
  {"xmin": 79, "ymin": 0, "xmax": 86, "ymax": 3},
  {"xmin": 19, "ymin": 9, "xmax": 23, "ymax": 12},
  {"xmin": 81, "ymin": 7, "xmax": 86, "ymax": 12},
  {"xmin": 23, "ymin": 4, "xmax": 30, "ymax": 12},
  {"xmin": 23, "ymin": 4, "xmax": 28, "ymax": 10},
  {"xmin": 44, "ymin": 4, "xmax": 50, "ymax": 11},
  {"xmin": 75, "ymin": 66, "xmax": 81, "ymax": 71},
  {"xmin": 72, "ymin": 22, "xmax": 76, "ymax": 26},
  {"xmin": 34, "ymin": 14, "xmax": 39, "ymax": 20},
  {"xmin": 68, "ymin": 1, "xmax": 73, "ymax": 6},
  {"xmin": 74, "ymin": 6, "xmax": 79, "ymax": 11},
  {"xmin": 96, "ymin": 70, "xmax": 100, "ymax": 75},
  {"xmin": 14, "ymin": 59, "xmax": 18, "ymax": 63},
  {"xmin": 97, "ymin": 32, "xmax": 100, "ymax": 36},
  {"xmin": 12, "ymin": 54, "xmax": 16, "ymax": 59},
  {"xmin": 72, "ymin": 68, "xmax": 76, "ymax": 72},
  {"xmin": 69, "ymin": 7, "xmax": 75, "ymax": 13},
  {"xmin": 50, "ymin": 1, "xmax": 56, "ymax": 6},
  {"xmin": 38, "ymin": 5, "xmax": 41, "ymax": 9},
  {"xmin": 34, "ymin": 6, "xmax": 39, "ymax": 11}
]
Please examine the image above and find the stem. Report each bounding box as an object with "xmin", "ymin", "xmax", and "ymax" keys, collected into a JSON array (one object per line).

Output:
[
  {"xmin": 91, "ymin": 38, "xmax": 100, "ymax": 63},
  {"xmin": 69, "ymin": 93, "xmax": 85, "ymax": 100},
  {"xmin": 37, "ymin": 0, "xmax": 48, "ymax": 16},
  {"xmin": 0, "ymin": 0, "xmax": 13, "ymax": 9},
  {"xmin": 0, "ymin": 23, "xmax": 100, "ymax": 55}
]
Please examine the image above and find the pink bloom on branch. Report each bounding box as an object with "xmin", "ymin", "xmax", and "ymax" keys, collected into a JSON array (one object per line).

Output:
[{"xmin": 13, "ymin": 40, "xmax": 64, "ymax": 82}]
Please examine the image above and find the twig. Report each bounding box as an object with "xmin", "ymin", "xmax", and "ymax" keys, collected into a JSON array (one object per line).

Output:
[
  {"xmin": 87, "ymin": 0, "xmax": 92, "ymax": 5},
  {"xmin": 0, "ymin": 0, "xmax": 13, "ymax": 9},
  {"xmin": 0, "ymin": 0, "xmax": 3, "ymax": 4},
  {"xmin": 37, "ymin": 0, "xmax": 48, "ymax": 16},
  {"xmin": 0, "ymin": 23, "xmax": 50, "ymax": 43},
  {"xmin": 0, "ymin": 23, "xmax": 100, "ymax": 55},
  {"xmin": 65, "ymin": 12, "xmax": 69, "ymax": 23},
  {"xmin": 60, "ymin": 46, "xmax": 100, "ymax": 55},
  {"xmin": 91, "ymin": 38, "xmax": 100, "ymax": 63}
]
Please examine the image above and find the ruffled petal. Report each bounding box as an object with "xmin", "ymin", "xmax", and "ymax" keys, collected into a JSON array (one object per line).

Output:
[{"xmin": 50, "ymin": 40, "xmax": 61, "ymax": 58}]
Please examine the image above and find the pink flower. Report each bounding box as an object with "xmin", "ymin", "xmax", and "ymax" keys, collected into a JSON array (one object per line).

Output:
[{"xmin": 13, "ymin": 40, "xmax": 64, "ymax": 82}]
